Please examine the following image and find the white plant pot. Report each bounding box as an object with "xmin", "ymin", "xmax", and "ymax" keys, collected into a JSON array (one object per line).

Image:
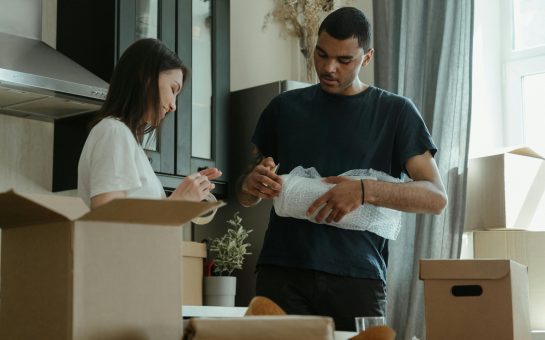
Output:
[{"xmin": 203, "ymin": 276, "xmax": 236, "ymax": 307}]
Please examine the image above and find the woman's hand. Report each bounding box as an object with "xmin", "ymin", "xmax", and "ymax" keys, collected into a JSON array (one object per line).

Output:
[{"xmin": 170, "ymin": 167, "xmax": 222, "ymax": 202}]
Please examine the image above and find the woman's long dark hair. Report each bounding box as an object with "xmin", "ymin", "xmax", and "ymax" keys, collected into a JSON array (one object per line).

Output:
[{"xmin": 93, "ymin": 38, "xmax": 189, "ymax": 143}]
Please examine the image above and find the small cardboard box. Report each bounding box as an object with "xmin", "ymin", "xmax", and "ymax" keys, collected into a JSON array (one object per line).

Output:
[
  {"xmin": 420, "ymin": 259, "xmax": 531, "ymax": 340},
  {"xmin": 182, "ymin": 241, "xmax": 207, "ymax": 306},
  {"xmin": 464, "ymin": 147, "xmax": 545, "ymax": 230},
  {"xmin": 184, "ymin": 315, "xmax": 335, "ymax": 340},
  {"xmin": 0, "ymin": 190, "xmax": 221, "ymax": 340},
  {"xmin": 472, "ymin": 230, "xmax": 545, "ymax": 330}
]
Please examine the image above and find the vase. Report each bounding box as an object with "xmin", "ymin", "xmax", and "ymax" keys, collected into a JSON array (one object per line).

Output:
[{"xmin": 203, "ymin": 276, "xmax": 237, "ymax": 307}]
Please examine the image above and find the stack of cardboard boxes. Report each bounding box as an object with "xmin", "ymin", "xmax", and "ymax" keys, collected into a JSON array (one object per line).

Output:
[
  {"xmin": 419, "ymin": 147, "xmax": 545, "ymax": 339},
  {"xmin": 463, "ymin": 147, "xmax": 545, "ymax": 331}
]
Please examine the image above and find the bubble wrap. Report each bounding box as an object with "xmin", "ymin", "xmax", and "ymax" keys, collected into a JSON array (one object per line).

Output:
[{"xmin": 273, "ymin": 166, "xmax": 404, "ymax": 240}]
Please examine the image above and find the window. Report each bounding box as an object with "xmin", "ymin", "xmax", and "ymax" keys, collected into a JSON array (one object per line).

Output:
[
  {"xmin": 512, "ymin": 0, "xmax": 545, "ymax": 50},
  {"xmin": 191, "ymin": 0, "xmax": 213, "ymax": 159},
  {"xmin": 471, "ymin": 0, "xmax": 545, "ymax": 157}
]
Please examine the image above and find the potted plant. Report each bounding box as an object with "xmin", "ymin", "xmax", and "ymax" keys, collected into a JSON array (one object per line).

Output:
[{"xmin": 203, "ymin": 212, "xmax": 252, "ymax": 307}]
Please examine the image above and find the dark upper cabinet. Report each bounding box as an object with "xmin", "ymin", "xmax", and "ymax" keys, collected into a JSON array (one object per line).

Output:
[{"xmin": 55, "ymin": 0, "xmax": 229, "ymax": 194}]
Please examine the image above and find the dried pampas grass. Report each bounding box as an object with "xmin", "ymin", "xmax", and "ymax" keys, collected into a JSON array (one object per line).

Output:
[{"xmin": 263, "ymin": 0, "xmax": 354, "ymax": 82}]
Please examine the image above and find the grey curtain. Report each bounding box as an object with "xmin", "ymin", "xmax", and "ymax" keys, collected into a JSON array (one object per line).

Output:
[{"xmin": 372, "ymin": 1, "xmax": 473, "ymax": 339}]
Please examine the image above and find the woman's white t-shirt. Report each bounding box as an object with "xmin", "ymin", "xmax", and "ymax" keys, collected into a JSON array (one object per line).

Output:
[{"xmin": 77, "ymin": 117, "xmax": 166, "ymax": 207}]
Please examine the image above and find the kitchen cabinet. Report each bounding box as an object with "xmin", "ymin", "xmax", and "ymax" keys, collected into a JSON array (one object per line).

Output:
[{"xmin": 55, "ymin": 0, "xmax": 229, "ymax": 194}]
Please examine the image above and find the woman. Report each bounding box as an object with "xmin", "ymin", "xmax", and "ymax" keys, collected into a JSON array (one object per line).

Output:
[{"xmin": 78, "ymin": 38, "xmax": 221, "ymax": 208}]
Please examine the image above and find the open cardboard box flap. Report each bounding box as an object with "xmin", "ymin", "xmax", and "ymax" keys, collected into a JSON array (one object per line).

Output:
[
  {"xmin": 506, "ymin": 146, "xmax": 544, "ymax": 159},
  {"xmin": 0, "ymin": 190, "xmax": 83, "ymax": 227},
  {"xmin": 80, "ymin": 198, "xmax": 224, "ymax": 225},
  {"xmin": 419, "ymin": 259, "xmax": 516, "ymax": 280},
  {"xmin": 0, "ymin": 189, "xmax": 224, "ymax": 228},
  {"xmin": 472, "ymin": 145, "xmax": 544, "ymax": 160}
]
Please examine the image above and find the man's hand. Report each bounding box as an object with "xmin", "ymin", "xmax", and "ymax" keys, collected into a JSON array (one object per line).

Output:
[
  {"xmin": 241, "ymin": 157, "xmax": 282, "ymax": 200},
  {"xmin": 306, "ymin": 176, "xmax": 364, "ymax": 224}
]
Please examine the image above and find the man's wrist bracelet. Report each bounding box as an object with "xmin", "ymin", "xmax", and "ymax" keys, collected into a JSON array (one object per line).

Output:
[{"xmin": 360, "ymin": 179, "xmax": 365, "ymax": 205}]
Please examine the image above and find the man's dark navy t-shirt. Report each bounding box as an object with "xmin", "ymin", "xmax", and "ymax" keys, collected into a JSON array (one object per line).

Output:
[{"xmin": 251, "ymin": 84, "xmax": 437, "ymax": 282}]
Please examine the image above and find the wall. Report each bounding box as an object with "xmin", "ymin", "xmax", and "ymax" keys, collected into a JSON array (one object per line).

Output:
[
  {"xmin": 0, "ymin": 115, "xmax": 53, "ymax": 193},
  {"xmin": 230, "ymin": 0, "xmax": 297, "ymax": 91},
  {"xmin": 0, "ymin": 0, "xmax": 42, "ymax": 39},
  {"xmin": 358, "ymin": 0, "xmax": 373, "ymax": 85}
]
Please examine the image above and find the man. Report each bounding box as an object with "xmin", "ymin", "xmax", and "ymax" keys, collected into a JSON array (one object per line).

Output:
[{"xmin": 236, "ymin": 7, "xmax": 447, "ymax": 331}]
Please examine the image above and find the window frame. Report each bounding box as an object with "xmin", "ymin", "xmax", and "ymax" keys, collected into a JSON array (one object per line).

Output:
[{"xmin": 502, "ymin": 0, "xmax": 545, "ymax": 148}]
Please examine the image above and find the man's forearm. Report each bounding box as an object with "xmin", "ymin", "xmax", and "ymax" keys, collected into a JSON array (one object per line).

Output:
[
  {"xmin": 235, "ymin": 174, "xmax": 261, "ymax": 207},
  {"xmin": 364, "ymin": 179, "xmax": 447, "ymax": 214}
]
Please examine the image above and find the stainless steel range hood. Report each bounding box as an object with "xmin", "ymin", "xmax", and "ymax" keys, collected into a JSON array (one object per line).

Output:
[{"xmin": 0, "ymin": 32, "xmax": 108, "ymax": 122}]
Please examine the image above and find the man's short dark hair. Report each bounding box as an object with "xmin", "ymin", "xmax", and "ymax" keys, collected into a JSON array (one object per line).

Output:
[{"xmin": 318, "ymin": 7, "xmax": 372, "ymax": 51}]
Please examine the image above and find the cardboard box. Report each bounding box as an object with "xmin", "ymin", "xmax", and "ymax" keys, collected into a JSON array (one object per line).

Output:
[
  {"xmin": 0, "ymin": 190, "xmax": 221, "ymax": 340},
  {"xmin": 471, "ymin": 230, "xmax": 545, "ymax": 330},
  {"xmin": 420, "ymin": 259, "xmax": 531, "ymax": 340},
  {"xmin": 184, "ymin": 315, "xmax": 335, "ymax": 340},
  {"xmin": 464, "ymin": 147, "xmax": 545, "ymax": 230},
  {"xmin": 182, "ymin": 241, "xmax": 207, "ymax": 306}
]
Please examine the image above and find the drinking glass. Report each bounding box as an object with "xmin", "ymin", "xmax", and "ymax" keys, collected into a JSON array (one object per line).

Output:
[{"xmin": 355, "ymin": 316, "xmax": 386, "ymax": 332}]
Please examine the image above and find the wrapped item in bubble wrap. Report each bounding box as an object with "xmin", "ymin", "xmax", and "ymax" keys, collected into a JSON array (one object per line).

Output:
[{"xmin": 273, "ymin": 166, "xmax": 404, "ymax": 240}]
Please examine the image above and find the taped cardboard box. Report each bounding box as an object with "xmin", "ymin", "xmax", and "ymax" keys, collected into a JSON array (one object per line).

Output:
[
  {"xmin": 472, "ymin": 230, "xmax": 545, "ymax": 330},
  {"xmin": 464, "ymin": 147, "xmax": 545, "ymax": 231},
  {"xmin": 183, "ymin": 315, "xmax": 335, "ymax": 340},
  {"xmin": 0, "ymin": 190, "xmax": 222, "ymax": 340},
  {"xmin": 182, "ymin": 241, "xmax": 207, "ymax": 306},
  {"xmin": 420, "ymin": 259, "xmax": 531, "ymax": 340}
]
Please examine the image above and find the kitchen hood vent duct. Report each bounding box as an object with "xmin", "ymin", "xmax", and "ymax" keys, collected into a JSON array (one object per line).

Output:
[{"xmin": 0, "ymin": 32, "xmax": 108, "ymax": 121}]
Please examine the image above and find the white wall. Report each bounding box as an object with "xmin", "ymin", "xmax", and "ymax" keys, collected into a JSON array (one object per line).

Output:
[
  {"xmin": 230, "ymin": 0, "xmax": 374, "ymax": 91},
  {"xmin": 230, "ymin": 0, "xmax": 297, "ymax": 91},
  {"xmin": 0, "ymin": 115, "xmax": 53, "ymax": 193},
  {"xmin": 357, "ymin": 0, "xmax": 374, "ymax": 85},
  {"xmin": 0, "ymin": 0, "xmax": 42, "ymax": 39}
]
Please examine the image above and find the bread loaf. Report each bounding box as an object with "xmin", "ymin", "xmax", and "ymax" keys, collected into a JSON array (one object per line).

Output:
[{"xmin": 245, "ymin": 296, "xmax": 286, "ymax": 316}]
